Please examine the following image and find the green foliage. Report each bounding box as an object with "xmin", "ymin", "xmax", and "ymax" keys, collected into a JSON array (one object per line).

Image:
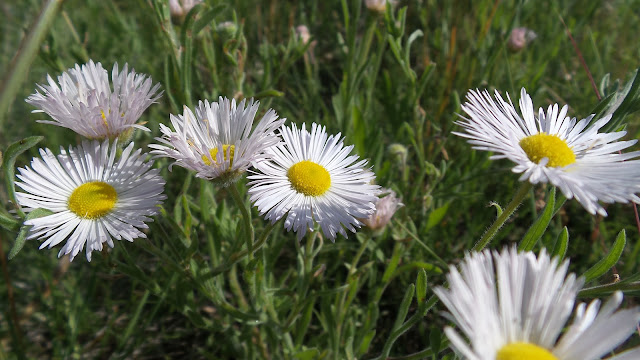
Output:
[{"xmin": 1, "ymin": 0, "xmax": 640, "ymax": 359}]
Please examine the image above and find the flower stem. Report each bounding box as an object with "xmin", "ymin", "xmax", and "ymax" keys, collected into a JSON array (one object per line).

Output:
[
  {"xmin": 0, "ymin": 232, "xmax": 24, "ymax": 358},
  {"xmin": 228, "ymin": 183, "xmax": 255, "ymax": 260},
  {"xmin": 207, "ymin": 221, "xmax": 277, "ymax": 277},
  {"xmin": 472, "ymin": 181, "xmax": 532, "ymax": 252}
]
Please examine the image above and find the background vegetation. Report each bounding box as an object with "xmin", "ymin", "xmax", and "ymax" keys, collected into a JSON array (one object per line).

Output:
[{"xmin": 2, "ymin": 0, "xmax": 640, "ymax": 358}]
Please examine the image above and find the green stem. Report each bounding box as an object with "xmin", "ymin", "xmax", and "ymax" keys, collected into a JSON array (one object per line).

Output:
[
  {"xmin": 207, "ymin": 221, "xmax": 277, "ymax": 277},
  {"xmin": 472, "ymin": 181, "xmax": 532, "ymax": 252},
  {"xmin": 0, "ymin": 232, "xmax": 25, "ymax": 360},
  {"xmin": 377, "ymin": 302, "xmax": 431, "ymax": 360},
  {"xmin": 0, "ymin": 0, "xmax": 65, "ymax": 129},
  {"xmin": 333, "ymin": 237, "xmax": 369, "ymax": 358},
  {"xmin": 228, "ymin": 183, "xmax": 254, "ymax": 260}
]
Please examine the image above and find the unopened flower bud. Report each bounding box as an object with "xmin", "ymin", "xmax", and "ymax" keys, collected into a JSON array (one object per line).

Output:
[
  {"xmin": 388, "ymin": 143, "xmax": 408, "ymax": 166},
  {"xmin": 363, "ymin": 189, "xmax": 403, "ymax": 232},
  {"xmin": 169, "ymin": 0, "xmax": 202, "ymax": 24},
  {"xmin": 296, "ymin": 25, "xmax": 311, "ymax": 46},
  {"xmin": 365, "ymin": 0, "xmax": 395, "ymax": 13},
  {"xmin": 507, "ymin": 27, "xmax": 537, "ymax": 52},
  {"xmin": 216, "ymin": 21, "xmax": 238, "ymax": 40}
]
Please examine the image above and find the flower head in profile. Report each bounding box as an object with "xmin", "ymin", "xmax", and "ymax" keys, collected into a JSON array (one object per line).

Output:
[
  {"xmin": 26, "ymin": 60, "xmax": 161, "ymax": 141},
  {"xmin": 362, "ymin": 189, "xmax": 403, "ymax": 232},
  {"xmin": 457, "ymin": 88, "xmax": 640, "ymax": 216},
  {"xmin": 15, "ymin": 140, "xmax": 166, "ymax": 262},
  {"xmin": 434, "ymin": 247, "xmax": 640, "ymax": 360},
  {"xmin": 151, "ymin": 97, "xmax": 284, "ymax": 186},
  {"xmin": 248, "ymin": 123, "xmax": 380, "ymax": 240}
]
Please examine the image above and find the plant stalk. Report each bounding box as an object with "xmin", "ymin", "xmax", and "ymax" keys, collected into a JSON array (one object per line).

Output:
[{"xmin": 472, "ymin": 181, "xmax": 532, "ymax": 252}]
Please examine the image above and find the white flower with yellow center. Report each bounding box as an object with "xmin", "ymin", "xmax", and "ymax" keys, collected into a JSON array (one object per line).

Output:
[
  {"xmin": 457, "ymin": 88, "xmax": 640, "ymax": 216},
  {"xmin": 26, "ymin": 60, "xmax": 161, "ymax": 141},
  {"xmin": 434, "ymin": 247, "xmax": 640, "ymax": 360},
  {"xmin": 150, "ymin": 97, "xmax": 284, "ymax": 186},
  {"xmin": 15, "ymin": 140, "xmax": 166, "ymax": 262},
  {"xmin": 248, "ymin": 123, "xmax": 380, "ymax": 240}
]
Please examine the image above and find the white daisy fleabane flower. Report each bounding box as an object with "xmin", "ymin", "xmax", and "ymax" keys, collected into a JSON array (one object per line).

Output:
[
  {"xmin": 150, "ymin": 97, "xmax": 285, "ymax": 186},
  {"xmin": 457, "ymin": 88, "xmax": 640, "ymax": 216},
  {"xmin": 434, "ymin": 247, "xmax": 640, "ymax": 360},
  {"xmin": 248, "ymin": 123, "xmax": 380, "ymax": 241},
  {"xmin": 26, "ymin": 60, "xmax": 161, "ymax": 141},
  {"xmin": 15, "ymin": 140, "xmax": 166, "ymax": 262}
]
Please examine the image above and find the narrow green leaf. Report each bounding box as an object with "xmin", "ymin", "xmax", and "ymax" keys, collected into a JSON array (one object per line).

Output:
[
  {"xmin": 415, "ymin": 268, "xmax": 428, "ymax": 304},
  {"xmin": 551, "ymin": 227, "xmax": 569, "ymax": 262},
  {"xmin": 392, "ymin": 284, "xmax": 414, "ymax": 332},
  {"xmin": 345, "ymin": 334, "xmax": 355, "ymax": 360},
  {"xmin": 253, "ymin": 89, "xmax": 284, "ymax": 99},
  {"xmin": 425, "ymin": 203, "xmax": 450, "ymax": 231},
  {"xmin": 8, "ymin": 208, "xmax": 54, "ymax": 260},
  {"xmin": 429, "ymin": 329, "xmax": 441, "ymax": 358},
  {"xmin": 386, "ymin": 34, "xmax": 403, "ymax": 66},
  {"xmin": 357, "ymin": 330, "xmax": 376, "ymax": 356},
  {"xmin": 2, "ymin": 136, "xmax": 44, "ymax": 217},
  {"xmin": 294, "ymin": 348, "xmax": 320, "ymax": 360},
  {"xmin": 579, "ymin": 280, "xmax": 640, "ymax": 298},
  {"xmin": 0, "ymin": 211, "xmax": 19, "ymax": 232},
  {"xmin": 181, "ymin": 194, "xmax": 192, "ymax": 243},
  {"xmin": 193, "ymin": 5, "xmax": 225, "ymax": 35},
  {"xmin": 180, "ymin": 4, "xmax": 202, "ymax": 108},
  {"xmin": 488, "ymin": 201, "xmax": 503, "ymax": 218},
  {"xmin": 583, "ymin": 230, "xmax": 626, "ymax": 283},
  {"xmin": 381, "ymin": 243, "xmax": 402, "ymax": 283},
  {"xmin": 518, "ymin": 187, "xmax": 556, "ymax": 251},
  {"xmin": 602, "ymin": 68, "xmax": 640, "ymax": 132}
]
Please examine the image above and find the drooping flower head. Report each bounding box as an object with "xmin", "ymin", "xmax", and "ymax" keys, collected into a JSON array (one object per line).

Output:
[
  {"xmin": 248, "ymin": 123, "xmax": 380, "ymax": 240},
  {"xmin": 362, "ymin": 188, "xmax": 403, "ymax": 231},
  {"xmin": 150, "ymin": 97, "xmax": 284, "ymax": 186},
  {"xmin": 457, "ymin": 88, "xmax": 640, "ymax": 216},
  {"xmin": 434, "ymin": 247, "xmax": 640, "ymax": 360},
  {"xmin": 26, "ymin": 60, "xmax": 162, "ymax": 141},
  {"xmin": 15, "ymin": 140, "xmax": 166, "ymax": 262}
]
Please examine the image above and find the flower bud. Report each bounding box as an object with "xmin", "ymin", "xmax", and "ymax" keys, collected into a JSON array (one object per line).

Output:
[
  {"xmin": 296, "ymin": 25, "xmax": 311, "ymax": 46},
  {"xmin": 507, "ymin": 27, "xmax": 537, "ymax": 52},
  {"xmin": 388, "ymin": 143, "xmax": 408, "ymax": 167},
  {"xmin": 365, "ymin": 0, "xmax": 395, "ymax": 13},
  {"xmin": 363, "ymin": 189, "xmax": 404, "ymax": 232},
  {"xmin": 169, "ymin": 0, "xmax": 202, "ymax": 24}
]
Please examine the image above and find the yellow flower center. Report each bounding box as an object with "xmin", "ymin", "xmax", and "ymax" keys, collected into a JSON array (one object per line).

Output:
[
  {"xmin": 68, "ymin": 181, "xmax": 118, "ymax": 219},
  {"xmin": 202, "ymin": 144, "xmax": 235, "ymax": 166},
  {"xmin": 519, "ymin": 133, "xmax": 575, "ymax": 167},
  {"xmin": 287, "ymin": 160, "xmax": 331, "ymax": 196},
  {"xmin": 496, "ymin": 342, "xmax": 558, "ymax": 360}
]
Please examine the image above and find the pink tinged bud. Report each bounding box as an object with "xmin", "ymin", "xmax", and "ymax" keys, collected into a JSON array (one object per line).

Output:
[
  {"xmin": 365, "ymin": 0, "xmax": 395, "ymax": 13},
  {"xmin": 169, "ymin": 0, "xmax": 202, "ymax": 22},
  {"xmin": 507, "ymin": 27, "xmax": 537, "ymax": 52},
  {"xmin": 296, "ymin": 25, "xmax": 311, "ymax": 45},
  {"xmin": 363, "ymin": 189, "xmax": 403, "ymax": 231}
]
